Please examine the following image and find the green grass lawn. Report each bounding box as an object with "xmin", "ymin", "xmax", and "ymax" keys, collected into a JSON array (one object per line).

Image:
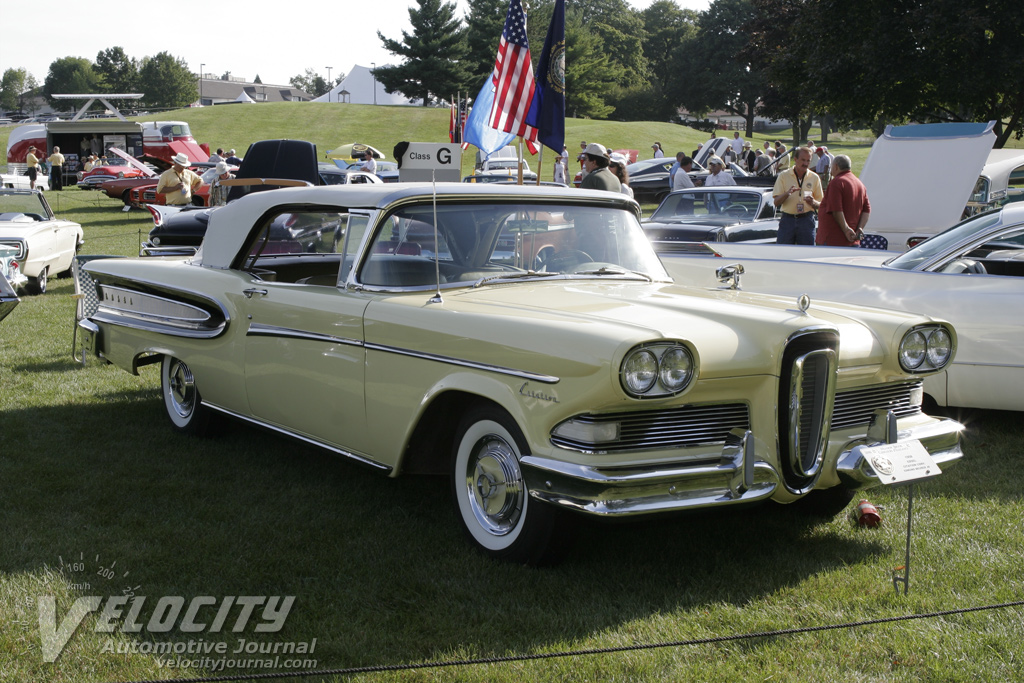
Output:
[{"xmin": 1, "ymin": 111, "xmax": 1023, "ymax": 682}]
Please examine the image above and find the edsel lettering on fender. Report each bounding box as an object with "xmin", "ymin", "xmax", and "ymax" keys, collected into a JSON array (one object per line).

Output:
[{"xmin": 79, "ymin": 183, "xmax": 964, "ymax": 565}]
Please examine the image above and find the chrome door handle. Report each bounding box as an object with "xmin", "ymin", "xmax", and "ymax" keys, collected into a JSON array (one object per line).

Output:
[{"xmin": 243, "ymin": 288, "xmax": 268, "ymax": 299}]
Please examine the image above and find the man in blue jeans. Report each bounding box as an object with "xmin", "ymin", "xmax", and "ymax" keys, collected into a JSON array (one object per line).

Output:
[{"xmin": 773, "ymin": 147, "xmax": 823, "ymax": 244}]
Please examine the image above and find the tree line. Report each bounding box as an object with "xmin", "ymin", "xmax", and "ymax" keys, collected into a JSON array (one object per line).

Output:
[
  {"xmin": 1, "ymin": 47, "xmax": 197, "ymax": 114},
  {"xmin": 375, "ymin": 0, "xmax": 1022, "ymax": 147}
]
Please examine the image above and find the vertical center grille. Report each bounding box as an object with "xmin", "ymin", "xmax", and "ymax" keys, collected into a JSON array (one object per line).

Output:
[{"xmin": 779, "ymin": 331, "xmax": 838, "ymax": 492}]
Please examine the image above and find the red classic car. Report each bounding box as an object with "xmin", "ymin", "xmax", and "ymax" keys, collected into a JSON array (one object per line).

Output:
[{"xmin": 77, "ymin": 157, "xmax": 148, "ymax": 189}]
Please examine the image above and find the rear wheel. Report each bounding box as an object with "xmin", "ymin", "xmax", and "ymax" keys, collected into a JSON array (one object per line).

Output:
[
  {"xmin": 451, "ymin": 406, "xmax": 569, "ymax": 565},
  {"xmin": 27, "ymin": 267, "xmax": 47, "ymax": 295},
  {"xmin": 161, "ymin": 355, "xmax": 219, "ymax": 436}
]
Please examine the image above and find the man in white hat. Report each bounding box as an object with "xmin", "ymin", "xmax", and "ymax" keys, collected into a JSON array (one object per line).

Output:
[
  {"xmin": 579, "ymin": 143, "xmax": 621, "ymax": 192},
  {"xmin": 156, "ymin": 152, "xmax": 204, "ymax": 206},
  {"xmin": 703, "ymin": 156, "xmax": 736, "ymax": 187}
]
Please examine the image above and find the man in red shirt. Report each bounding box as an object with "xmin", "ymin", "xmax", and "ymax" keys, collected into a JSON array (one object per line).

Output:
[{"xmin": 816, "ymin": 154, "xmax": 871, "ymax": 246}]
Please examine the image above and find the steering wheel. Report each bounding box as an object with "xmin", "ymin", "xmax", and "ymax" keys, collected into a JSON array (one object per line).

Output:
[
  {"xmin": 722, "ymin": 204, "xmax": 749, "ymax": 217},
  {"xmin": 535, "ymin": 248, "xmax": 593, "ymax": 272}
]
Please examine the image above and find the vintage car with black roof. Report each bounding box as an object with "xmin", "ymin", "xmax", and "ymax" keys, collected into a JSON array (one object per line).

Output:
[
  {"xmin": 643, "ymin": 186, "xmax": 779, "ymax": 248},
  {"xmin": 78, "ymin": 183, "xmax": 963, "ymax": 564}
]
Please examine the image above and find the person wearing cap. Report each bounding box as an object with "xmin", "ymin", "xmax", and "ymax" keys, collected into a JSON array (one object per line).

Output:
[
  {"xmin": 772, "ymin": 146, "xmax": 823, "ymax": 245},
  {"xmin": 704, "ymin": 156, "xmax": 736, "ymax": 187},
  {"xmin": 741, "ymin": 141, "xmax": 755, "ymax": 172},
  {"xmin": 579, "ymin": 143, "xmax": 621, "ymax": 192},
  {"xmin": 651, "ymin": 142, "xmax": 664, "ymax": 159},
  {"xmin": 156, "ymin": 152, "xmax": 203, "ymax": 206},
  {"xmin": 553, "ymin": 154, "xmax": 568, "ymax": 185},
  {"xmin": 225, "ymin": 149, "xmax": 243, "ymax": 165},
  {"xmin": 48, "ymin": 146, "xmax": 65, "ymax": 191},
  {"xmin": 817, "ymin": 154, "xmax": 870, "ymax": 247},
  {"xmin": 25, "ymin": 146, "xmax": 42, "ymax": 190},
  {"xmin": 208, "ymin": 161, "xmax": 235, "ymax": 207},
  {"xmin": 608, "ymin": 153, "xmax": 633, "ymax": 198}
]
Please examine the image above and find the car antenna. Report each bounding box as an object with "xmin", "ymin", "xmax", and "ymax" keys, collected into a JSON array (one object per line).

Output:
[{"xmin": 428, "ymin": 169, "xmax": 443, "ymax": 304}]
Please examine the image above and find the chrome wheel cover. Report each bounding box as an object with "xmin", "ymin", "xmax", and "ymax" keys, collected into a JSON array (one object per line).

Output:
[
  {"xmin": 166, "ymin": 359, "xmax": 197, "ymax": 420},
  {"xmin": 464, "ymin": 434, "xmax": 524, "ymax": 537}
]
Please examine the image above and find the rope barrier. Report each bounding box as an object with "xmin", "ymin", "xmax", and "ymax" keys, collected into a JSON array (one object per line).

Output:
[{"xmin": 106, "ymin": 599, "xmax": 1023, "ymax": 683}]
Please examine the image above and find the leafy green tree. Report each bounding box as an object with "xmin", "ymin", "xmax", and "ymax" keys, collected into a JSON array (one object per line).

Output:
[
  {"xmin": 290, "ymin": 69, "xmax": 330, "ymax": 96},
  {"xmin": 1, "ymin": 68, "xmax": 30, "ymax": 113},
  {"xmin": 95, "ymin": 47, "xmax": 139, "ymax": 93},
  {"xmin": 464, "ymin": 0, "xmax": 508, "ymax": 86},
  {"xmin": 803, "ymin": 0, "xmax": 1024, "ymax": 147},
  {"xmin": 377, "ymin": 0, "xmax": 471, "ymax": 106},
  {"xmin": 670, "ymin": 0, "xmax": 764, "ymax": 136},
  {"xmin": 563, "ymin": 15, "xmax": 621, "ymax": 119},
  {"xmin": 43, "ymin": 57, "xmax": 102, "ymax": 107},
  {"xmin": 641, "ymin": 1, "xmax": 698, "ymax": 92},
  {"xmin": 571, "ymin": 0, "xmax": 648, "ymax": 89},
  {"xmin": 138, "ymin": 52, "xmax": 197, "ymax": 108},
  {"xmin": 253, "ymin": 74, "xmax": 263, "ymax": 85}
]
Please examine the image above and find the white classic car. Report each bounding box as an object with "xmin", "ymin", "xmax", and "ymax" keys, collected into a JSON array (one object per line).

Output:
[
  {"xmin": 0, "ymin": 243, "xmax": 22, "ymax": 320},
  {"xmin": 79, "ymin": 184, "xmax": 963, "ymax": 564},
  {"xmin": 0, "ymin": 189, "xmax": 84, "ymax": 294},
  {"xmin": 660, "ymin": 203, "xmax": 1024, "ymax": 412}
]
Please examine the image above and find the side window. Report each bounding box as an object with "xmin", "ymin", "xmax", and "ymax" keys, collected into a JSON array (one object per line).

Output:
[{"xmin": 340, "ymin": 214, "xmax": 369, "ymax": 281}]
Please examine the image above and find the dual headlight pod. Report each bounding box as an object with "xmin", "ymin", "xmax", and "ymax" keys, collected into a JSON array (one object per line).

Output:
[
  {"xmin": 620, "ymin": 342, "xmax": 696, "ymax": 398},
  {"xmin": 898, "ymin": 325, "xmax": 954, "ymax": 372}
]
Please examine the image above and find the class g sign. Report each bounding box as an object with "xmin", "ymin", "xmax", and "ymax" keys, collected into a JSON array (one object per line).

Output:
[{"xmin": 398, "ymin": 143, "xmax": 461, "ymax": 182}]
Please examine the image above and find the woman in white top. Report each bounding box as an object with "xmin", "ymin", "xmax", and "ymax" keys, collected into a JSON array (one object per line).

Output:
[{"xmin": 609, "ymin": 153, "xmax": 633, "ymax": 198}]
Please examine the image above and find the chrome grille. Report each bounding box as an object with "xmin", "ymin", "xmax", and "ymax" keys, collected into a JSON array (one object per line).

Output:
[
  {"xmin": 832, "ymin": 381, "xmax": 922, "ymax": 430},
  {"xmin": 778, "ymin": 331, "xmax": 838, "ymax": 490},
  {"xmin": 551, "ymin": 403, "xmax": 749, "ymax": 452}
]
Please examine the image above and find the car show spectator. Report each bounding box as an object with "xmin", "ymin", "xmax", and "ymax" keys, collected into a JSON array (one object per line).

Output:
[
  {"xmin": 79, "ymin": 137, "xmax": 91, "ymax": 159},
  {"xmin": 208, "ymin": 148, "xmax": 225, "ymax": 164},
  {"xmin": 815, "ymin": 146, "xmax": 834, "ymax": 188},
  {"xmin": 47, "ymin": 146, "xmax": 65, "ymax": 191},
  {"xmin": 773, "ymin": 146, "xmax": 824, "ymax": 245},
  {"xmin": 360, "ymin": 152, "xmax": 377, "ymax": 175},
  {"xmin": 225, "ymin": 149, "xmax": 243, "ymax": 165},
  {"xmin": 817, "ymin": 154, "xmax": 871, "ymax": 247},
  {"xmin": 579, "ymin": 143, "xmax": 620, "ymax": 192},
  {"xmin": 668, "ymin": 151, "xmax": 685, "ymax": 184},
  {"xmin": 25, "ymin": 146, "xmax": 41, "ymax": 190},
  {"xmin": 753, "ymin": 148, "xmax": 770, "ymax": 174},
  {"xmin": 208, "ymin": 162, "xmax": 234, "ymax": 207},
  {"xmin": 553, "ymin": 154, "xmax": 567, "ymax": 185},
  {"xmin": 731, "ymin": 131, "xmax": 744, "ymax": 157},
  {"xmin": 673, "ymin": 156, "xmax": 695, "ymax": 190},
  {"xmin": 704, "ymin": 156, "xmax": 736, "ymax": 187},
  {"xmin": 609, "ymin": 153, "xmax": 633, "ymax": 198},
  {"xmin": 90, "ymin": 134, "xmax": 102, "ymax": 156},
  {"xmin": 83, "ymin": 154, "xmax": 97, "ymax": 172},
  {"xmin": 651, "ymin": 142, "xmax": 664, "ymax": 158},
  {"xmin": 742, "ymin": 141, "xmax": 755, "ymax": 172},
  {"xmin": 774, "ymin": 141, "xmax": 789, "ymax": 171},
  {"xmin": 156, "ymin": 152, "xmax": 204, "ymax": 206}
]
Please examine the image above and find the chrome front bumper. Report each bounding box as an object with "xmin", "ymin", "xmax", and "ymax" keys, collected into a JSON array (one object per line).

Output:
[{"xmin": 522, "ymin": 411, "xmax": 964, "ymax": 518}]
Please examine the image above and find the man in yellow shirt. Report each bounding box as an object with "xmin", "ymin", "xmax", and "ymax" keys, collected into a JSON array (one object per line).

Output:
[
  {"xmin": 156, "ymin": 153, "xmax": 203, "ymax": 206},
  {"xmin": 26, "ymin": 146, "xmax": 42, "ymax": 190},
  {"xmin": 773, "ymin": 147, "xmax": 824, "ymax": 245},
  {"xmin": 48, "ymin": 146, "xmax": 66, "ymax": 191}
]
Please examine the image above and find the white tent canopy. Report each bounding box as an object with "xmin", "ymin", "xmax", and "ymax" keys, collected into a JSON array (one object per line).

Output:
[
  {"xmin": 313, "ymin": 64, "xmax": 420, "ymax": 106},
  {"xmin": 234, "ymin": 91, "xmax": 255, "ymax": 103}
]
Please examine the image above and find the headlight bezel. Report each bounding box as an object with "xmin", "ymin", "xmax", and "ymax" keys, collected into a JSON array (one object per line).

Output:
[
  {"xmin": 620, "ymin": 341, "xmax": 697, "ymax": 398},
  {"xmin": 898, "ymin": 324, "xmax": 955, "ymax": 373}
]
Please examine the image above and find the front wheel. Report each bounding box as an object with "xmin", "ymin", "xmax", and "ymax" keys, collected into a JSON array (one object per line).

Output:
[
  {"xmin": 161, "ymin": 355, "xmax": 219, "ymax": 436},
  {"xmin": 790, "ymin": 486, "xmax": 855, "ymax": 518},
  {"xmin": 451, "ymin": 407, "xmax": 569, "ymax": 565}
]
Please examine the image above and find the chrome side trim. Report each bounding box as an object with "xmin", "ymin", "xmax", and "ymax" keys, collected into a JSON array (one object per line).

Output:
[
  {"xmin": 365, "ymin": 342, "xmax": 560, "ymax": 384},
  {"xmin": 242, "ymin": 323, "xmax": 560, "ymax": 384},
  {"xmin": 247, "ymin": 322, "xmax": 362, "ymax": 347},
  {"xmin": 203, "ymin": 402, "xmax": 392, "ymax": 473}
]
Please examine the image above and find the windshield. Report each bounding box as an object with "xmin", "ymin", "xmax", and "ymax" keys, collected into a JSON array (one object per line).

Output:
[
  {"xmin": 360, "ymin": 201, "xmax": 668, "ymax": 288},
  {"xmin": 887, "ymin": 211, "xmax": 1004, "ymax": 270},
  {"xmin": 0, "ymin": 191, "xmax": 50, "ymax": 219},
  {"xmin": 651, "ymin": 190, "xmax": 766, "ymax": 223}
]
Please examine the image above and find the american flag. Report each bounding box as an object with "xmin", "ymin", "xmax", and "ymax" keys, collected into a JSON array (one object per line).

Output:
[{"xmin": 489, "ymin": 0, "xmax": 538, "ymax": 151}]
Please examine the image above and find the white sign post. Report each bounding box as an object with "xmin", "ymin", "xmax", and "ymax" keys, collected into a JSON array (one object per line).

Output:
[{"xmin": 398, "ymin": 143, "xmax": 461, "ymax": 182}]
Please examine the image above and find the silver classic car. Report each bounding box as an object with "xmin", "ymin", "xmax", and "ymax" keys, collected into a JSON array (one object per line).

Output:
[{"xmin": 80, "ymin": 184, "xmax": 963, "ymax": 564}]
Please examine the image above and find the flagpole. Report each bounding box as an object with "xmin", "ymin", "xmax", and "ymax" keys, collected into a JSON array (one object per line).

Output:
[
  {"xmin": 536, "ymin": 146, "xmax": 543, "ymax": 186},
  {"xmin": 517, "ymin": 137, "xmax": 524, "ymax": 185}
]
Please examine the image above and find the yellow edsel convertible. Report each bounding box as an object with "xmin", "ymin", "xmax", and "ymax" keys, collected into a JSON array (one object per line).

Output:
[{"xmin": 80, "ymin": 184, "xmax": 963, "ymax": 564}]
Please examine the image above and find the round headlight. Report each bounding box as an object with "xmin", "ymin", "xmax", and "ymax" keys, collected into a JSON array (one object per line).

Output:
[
  {"xmin": 659, "ymin": 346, "xmax": 693, "ymax": 391},
  {"xmin": 899, "ymin": 330, "xmax": 927, "ymax": 370},
  {"xmin": 623, "ymin": 349, "xmax": 658, "ymax": 394},
  {"xmin": 926, "ymin": 328, "xmax": 952, "ymax": 368}
]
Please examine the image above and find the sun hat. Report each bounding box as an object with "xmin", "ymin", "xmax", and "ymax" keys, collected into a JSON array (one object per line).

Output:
[
  {"xmin": 215, "ymin": 161, "xmax": 230, "ymax": 175},
  {"xmin": 228, "ymin": 149, "xmax": 236, "ymax": 155},
  {"xmin": 171, "ymin": 152, "xmax": 190, "ymax": 167},
  {"xmin": 743, "ymin": 141, "xmax": 751, "ymax": 148},
  {"xmin": 584, "ymin": 142, "xmax": 608, "ymax": 158},
  {"xmin": 609, "ymin": 152, "xmax": 628, "ymax": 165}
]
